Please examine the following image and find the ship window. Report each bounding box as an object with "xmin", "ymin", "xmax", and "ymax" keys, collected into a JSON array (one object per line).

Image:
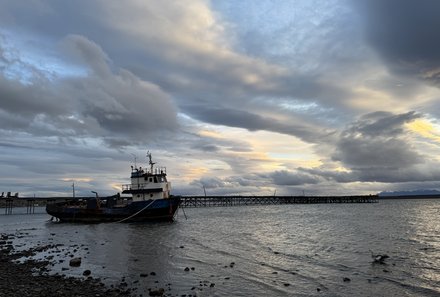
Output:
[
  {"xmin": 150, "ymin": 194, "xmax": 153, "ymax": 197},
  {"xmin": 149, "ymin": 178, "xmax": 153, "ymax": 182}
]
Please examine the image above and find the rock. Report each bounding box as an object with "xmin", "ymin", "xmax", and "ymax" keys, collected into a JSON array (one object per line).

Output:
[
  {"xmin": 150, "ymin": 271, "xmax": 156, "ymax": 276},
  {"xmin": 343, "ymin": 277, "xmax": 351, "ymax": 282},
  {"xmin": 317, "ymin": 288, "xmax": 321, "ymax": 292},
  {"xmin": 370, "ymin": 251, "xmax": 389, "ymax": 264},
  {"xmin": 69, "ymin": 258, "xmax": 81, "ymax": 267},
  {"xmin": 83, "ymin": 270, "xmax": 91, "ymax": 276},
  {"xmin": 184, "ymin": 267, "xmax": 190, "ymax": 271},
  {"xmin": 149, "ymin": 288, "xmax": 165, "ymax": 296},
  {"xmin": 140, "ymin": 273, "xmax": 149, "ymax": 277},
  {"xmin": 210, "ymin": 283, "xmax": 215, "ymax": 287},
  {"xmin": 283, "ymin": 283, "xmax": 290, "ymax": 287}
]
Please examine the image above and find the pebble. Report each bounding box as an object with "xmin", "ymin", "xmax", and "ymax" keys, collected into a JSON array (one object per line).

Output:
[{"xmin": 83, "ymin": 270, "xmax": 91, "ymax": 276}]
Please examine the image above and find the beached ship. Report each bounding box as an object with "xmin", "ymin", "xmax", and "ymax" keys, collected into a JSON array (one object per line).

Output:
[{"xmin": 46, "ymin": 152, "xmax": 181, "ymax": 223}]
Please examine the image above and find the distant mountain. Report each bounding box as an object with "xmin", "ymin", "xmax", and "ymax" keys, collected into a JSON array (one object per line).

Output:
[{"xmin": 379, "ymin": 189, "xmax": 440, "ymax": 196}]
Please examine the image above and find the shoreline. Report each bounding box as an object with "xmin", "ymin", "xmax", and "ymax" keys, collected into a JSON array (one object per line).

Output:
[{"xmin": 0, "ymin": 232, "xmax": 154, "ymax": 297}]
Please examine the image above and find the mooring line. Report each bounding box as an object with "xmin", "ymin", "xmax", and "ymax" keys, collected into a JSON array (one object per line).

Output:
[
  {"xmin": 115, "ymin": 199, "xmax": 156, "ymax": 223},
  {"xmin": 180, "ymin": 204, "xmax": 188, "ymax": 220}
]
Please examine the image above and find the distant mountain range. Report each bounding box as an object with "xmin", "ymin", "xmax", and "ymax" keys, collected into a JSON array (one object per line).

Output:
[{"xmin": 379, "ymin": 189, "xmax": 440, "ymax": 196}]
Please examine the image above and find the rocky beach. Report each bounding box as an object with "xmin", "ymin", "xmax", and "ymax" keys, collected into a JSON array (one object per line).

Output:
[{"xmin": 0, "ymin": 232, "xmax": 171, "ymax": 297}]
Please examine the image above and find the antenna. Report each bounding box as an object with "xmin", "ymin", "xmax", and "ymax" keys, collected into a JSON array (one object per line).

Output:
[{"xmin": 131, "ymin": 153, "xmax": 137, "ymax": 169}]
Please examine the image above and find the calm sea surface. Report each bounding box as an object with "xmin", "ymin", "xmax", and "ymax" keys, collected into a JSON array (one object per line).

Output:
[{"xmin": 1, "ymin": 199, "xmax": 439, "ymax": 296}]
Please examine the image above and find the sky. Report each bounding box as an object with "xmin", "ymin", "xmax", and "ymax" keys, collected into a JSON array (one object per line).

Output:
[{"xmin": 1, "ymin": 0, "xmax": 440, "ymax": 197}]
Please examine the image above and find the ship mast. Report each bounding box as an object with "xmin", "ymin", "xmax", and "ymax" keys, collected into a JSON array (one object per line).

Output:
[{"xmin": 147, "ymin": 151, "xmax": 156, "ymax": 174}]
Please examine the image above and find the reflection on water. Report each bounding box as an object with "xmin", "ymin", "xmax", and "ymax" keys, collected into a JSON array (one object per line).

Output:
[{"xmin": 1, "ymin": 200, "xmax": 439, "ymax": 296}]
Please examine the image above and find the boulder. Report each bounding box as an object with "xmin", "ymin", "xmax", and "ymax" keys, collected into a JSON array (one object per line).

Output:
[{"xmin": 69, "ymin": 257, "xmax": 81, "ymax": 267}]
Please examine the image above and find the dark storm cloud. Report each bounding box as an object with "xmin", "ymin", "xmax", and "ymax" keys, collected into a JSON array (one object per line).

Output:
[
  {"xmin": 0, "ymin": 34, "xmax": 178, "ymax": 145},
  {"xmin": 334, "ymin": 111, "xmax": 422, "ymax": 169},
  {"xmin": 298, "ymin": 168, "xmax": 355, "ymax": 183},
  {"xmin": 190, "ymin": 177, "xmax": 226, "ymax": 189},
  {"xmin": 0, "ymin": 0, "xmax": 356, "ymax": 141},
  {"xmin": 326, "ymin": 111, "xmax": 440, "ymax": 183},
  {"xmin": 342, "ymin": 111, "xmax": 419, "ymax": 139},
  {"xmin": 0, "ymin": 1, "xmax": 358, "ymax": 148},
  {"xmin": 354, "ymin": 0, "xmax": 440, "ymax": 84},
  {"xmin": 268, "ymin": 170, "xmax": 322, "ymax": 186},
  {"xmin": 190, "ymin": 143, "xmax": 219, "ymax": 153},
  {"xmin": 189, "ymin": 174, "xmax": 271, "ymax": 195},
  {"xmin": 0, "ymin": 71, "xmax": 69, "ymax": 116},
  {"xmin": 2, "ymin": 0, "xmax": 440, "ymax": 196},
  {"xmin": 183, "ymin": 104, "xmax": 333, "ymax": 144}
]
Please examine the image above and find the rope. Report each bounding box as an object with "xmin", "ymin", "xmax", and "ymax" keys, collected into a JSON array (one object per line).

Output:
[
  {"xmin": 115, "ymin": 199, "xmax": 156, "ymax": 223},
  {"xmin": 180, "ymin": 204, "xmax": 188, "ymax": 220}
]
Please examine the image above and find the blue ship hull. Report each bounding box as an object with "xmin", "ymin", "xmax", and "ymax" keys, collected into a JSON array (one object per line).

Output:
[{"xmin": 46, "ymin": 197, "xmax": 181, "ymax": 223}]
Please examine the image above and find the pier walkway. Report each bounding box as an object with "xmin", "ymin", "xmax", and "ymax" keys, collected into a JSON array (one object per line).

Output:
[
  {"xmin": 1, "ymin": 195, "xmax": 378, "ymax": 215},
  {"xmin": 180, "ymin": 195, "xmax": 378, "ymax": 208}
]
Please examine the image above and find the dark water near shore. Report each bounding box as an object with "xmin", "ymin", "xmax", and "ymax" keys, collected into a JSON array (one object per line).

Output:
[{"xmin": 1, "ymin": 199, "xmax": 439, "ymax": 296}]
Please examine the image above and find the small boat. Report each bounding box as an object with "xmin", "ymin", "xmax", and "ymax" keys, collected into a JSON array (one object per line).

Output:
[{"xmin": 46, "ymin": 152, "xmax": 181, "ymax": 223}]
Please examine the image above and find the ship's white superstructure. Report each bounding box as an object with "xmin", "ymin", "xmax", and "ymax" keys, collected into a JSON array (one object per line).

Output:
[{"xmin": 122, "ymin": 152, "xmax": 171, "ymax": 201}]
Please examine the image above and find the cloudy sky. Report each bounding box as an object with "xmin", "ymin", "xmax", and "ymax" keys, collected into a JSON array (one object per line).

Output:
[{"xmin": 1, "ymin": 0, "xmax": 440, "ymax": 197}]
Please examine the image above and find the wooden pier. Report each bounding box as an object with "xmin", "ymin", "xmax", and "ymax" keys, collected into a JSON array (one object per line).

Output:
[
  {"xmin": 1, "ymin": 195, "xmax": 378, "ymax": 215},
  {"xmin": 180, "ymin": 195, "xmax": 378, "ymax": 208},
  {"xmin": 0, "ymin": 197, "xmax": 74, "ymax": 215}
]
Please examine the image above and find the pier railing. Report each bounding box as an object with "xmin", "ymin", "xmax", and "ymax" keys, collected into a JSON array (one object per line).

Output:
[{"xmin": 180, "ymin": 195, "xmax": 378, "ymax": 208}]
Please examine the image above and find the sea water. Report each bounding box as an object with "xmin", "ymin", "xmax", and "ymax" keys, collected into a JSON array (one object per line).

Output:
[{"xmin": 0, "ymin": 199, "xmax": 439, "ymax": 297}]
